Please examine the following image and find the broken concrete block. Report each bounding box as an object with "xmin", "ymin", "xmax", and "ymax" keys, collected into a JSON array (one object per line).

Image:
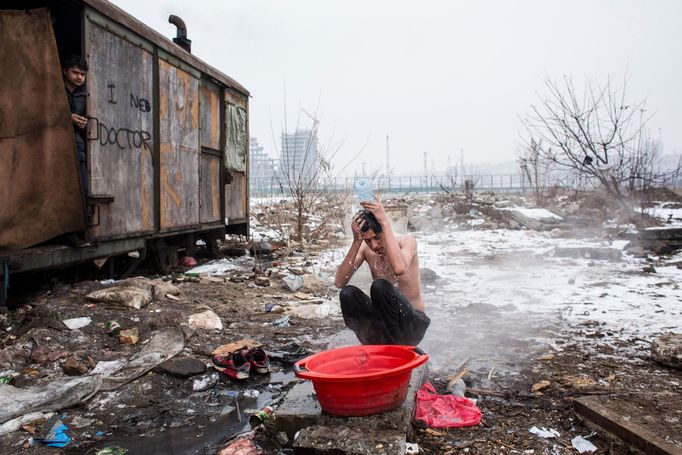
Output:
[
  {"xmin": 62, "ymin": 356, "xmax": 89, "ymax": 376},
  {"xmin": 188, "ymin": 310, "xmax": 223, "ymax": 331},
  {"xmin": 254, "ymin": 276, "xmax": 271, "ymax": 287},
  {"xmin": 294, "ymin": 425, "xmax": 406, "ymax": 455},
  {"xmin": 157, "ymin": 357, "xmax": 207, "ymax": 378},
  {"xmin": 119, "ymin": 328, "xmax": 139, "ymax": 345},
  {"xmin": 651, "ymin": 332, "xmax": 682, "ymax": 370}
]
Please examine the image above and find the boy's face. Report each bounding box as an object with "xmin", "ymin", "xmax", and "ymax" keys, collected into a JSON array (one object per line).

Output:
[
  {"xmin": 63, "ymin": 67, "xmax": 87, "ymax": 88},
  {"xmin": 362, "ymin": 229, "xmax": 384, "ymax": 254}
]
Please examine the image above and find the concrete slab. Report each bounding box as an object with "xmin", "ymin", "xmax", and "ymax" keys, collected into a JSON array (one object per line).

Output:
[
  {"xmin": 269, "ymin": 362, "xmax": 428, "ymax": 439},
  {"xmin": 293, "ymin": 425, "xmax": 406, "ymax": 455},
  {"xmin": 574, "ymin": 395, "xmax": 682, "ymax": 455}
]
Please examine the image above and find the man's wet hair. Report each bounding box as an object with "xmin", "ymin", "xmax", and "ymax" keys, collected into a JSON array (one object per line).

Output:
[
  {"xmin": 62, "ymin": 55, "xmax": 88, "ymax": 72},
  {"xmin": 359, "ymin": 210, "xmax": 382, "ymax": 234}
]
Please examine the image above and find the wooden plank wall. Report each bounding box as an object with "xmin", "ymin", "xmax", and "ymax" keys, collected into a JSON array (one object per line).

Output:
[
  {"xmin": 199, "ymin": 80, "xmax": 221, "ymax": 223},
  {"xmin": 200, "ymin": 154, "xmax": 221, "ymax": 223},
  {"xmin": 225, "ymin": 172, "xmax": 247, "ymax": 223},
  {"xmin": 199, "ymin": 80, "xmax": 220, "ymax": 150},
  {"xmin": 159, "ymin": 59, "xmax": 200, "ymax": 231},
  {"xmin": 86, "ymin": 21, "xmax": 154, "ymax": 239}
]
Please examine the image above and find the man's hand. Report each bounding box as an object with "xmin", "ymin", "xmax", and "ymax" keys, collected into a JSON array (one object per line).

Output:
[
  {"xmin": 350, "ymin": 210, "xmax": 365, "ymax": 241},
  {"xmin": 71, "ymin": 114, "xmax": 88, "ymax": 129},
  {"xmin": 360, "ymin": 197, "xmax": 388, "ymax": 226}
]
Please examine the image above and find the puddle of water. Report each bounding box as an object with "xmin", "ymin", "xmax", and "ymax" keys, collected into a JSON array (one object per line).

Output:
[{"xmin": 70, "ymin": 393, "xmax": 275, "ymax": 455}]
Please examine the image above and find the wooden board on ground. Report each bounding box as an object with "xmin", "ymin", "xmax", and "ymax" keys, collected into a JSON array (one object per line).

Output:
[{"xmin": 574, "ymin": 395, "xmax": 682, "ymax": 455}]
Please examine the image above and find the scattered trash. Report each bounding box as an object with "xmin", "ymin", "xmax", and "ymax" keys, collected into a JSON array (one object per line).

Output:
[
  {"xmin": 118, "ymin": 328, "xmax": 139, "ymax": 345},
  {"xmin": 249, "ymin": 405, "xmax": 273, "ymax": 428},
  {"xmin": 212, "ymin": 339, "xmax": 262, "ymax": 357},
  {"xmin": 62, "ymin": 317, "xmax": 92, "ymax": 330},
  {"xmin": 571, "ymin": 436, "xmax": 598, "ymax": 453},
  {"xmin": 63, "ymin": 356, "xmax": 89, "ymax": 376},
  {"xmin": 282, "ymin": 274, "xmax": 304, "ymax": 292},
  {"xmin": 99, "ymin": 279, "xmax": 116, "ymax": 285},
  {"xmin": 272, "ymin": 315, "xmax": 291, "ymax": 327},
  {"xmin": 531, "ymin": 380, "xmax": 551, "ymax": 393},
  {"xmin": 415, "ymin": 382, "xmax": 481, "ymax": 428},
  {"xmin": 529, "ymin": 426, "xmax": 560, "ymax": 439},
  {"xmin": 217, "ymin": 429, "xmax": 262, "ymax": 455},
  {"xmin": 35, "ymin": 415, "xmax": 70, "ymax": 448},
  {"xmin": 69, "ymin": 416, "xmax": 95, "ymax": 429},
  {"xmin": 264, "ymin": 303, "xmax": 275, "ymax": 312},
  {"xmin": 446, "ymin": 377, "xmax": 466, "ymax": 397},
  {"xmin": 0, "ymin": 329, "xmax": 184, "ymax": 423},
  {"xmin": 30, "ymin": 346, "xmax": 69, "ymax": 365},
  {"xmin": 106, "ymin": 321, "xmax": 122, "ymax": 336},
  {"xmin": 243, "ymin": 389, "xmax": 260, "ymax": 399},
  {"xmin": 0, "ymin": 376, "xmax": 15, "ymax": 385},
  {"xmin": 254, "ymin": 276, "xmax": 271, "ymax": 287},
  {"xmin": 0, "ymin": 412, "xmax": 46, "ymax": 436},
  {"xmin": 91, "ymin": 360, "xmax": 125, "ymax": 375},
  {"xmin": 405, "ymin": 442, "xmax": 419, "ymax": 454},
  {"xmin": 87, "ymin": 277, "xmax": 179, "ymax": 310},
  {"xmin": 192, "ymin": 372, "xmax": 219, "ymax": 391},
  {"xmin": 96, "ymin": 447, "xmax": 128, "ymax": 455},
  {"xmin": 180, "ymin": 256, "xmax": 197, "ymax": 267},
  {"xmin": 249, "ymin": 241, "xmax": 273, "ymax": 256},
  {"xmin": 188, "ymin": 310, "xmax": 223, "ymax": 331}
]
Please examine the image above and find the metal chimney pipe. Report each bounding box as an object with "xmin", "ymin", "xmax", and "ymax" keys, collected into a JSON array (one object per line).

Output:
[{"xmin": 168, "ymin": 15, "xmax": 191, "ymax": 53}]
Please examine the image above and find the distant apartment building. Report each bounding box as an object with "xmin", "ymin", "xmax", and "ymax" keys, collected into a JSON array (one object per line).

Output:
[
  {"xmin": 279, "ymin": 128, "xmax": 319, "ymax": 184},
  {"xmin": 249, "ymin": 137, "xmax": 277, "ymax": 189}
]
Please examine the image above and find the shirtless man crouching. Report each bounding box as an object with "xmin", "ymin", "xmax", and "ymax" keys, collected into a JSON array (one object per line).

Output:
[{"xmin": 334, "ymin": 198, "xmax": 430, "ymax": 345}]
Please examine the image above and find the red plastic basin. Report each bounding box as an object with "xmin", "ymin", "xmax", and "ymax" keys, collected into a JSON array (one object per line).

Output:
[{"xmin": 294, "ymin": 345, "xmax": 429, "ymax": 416}]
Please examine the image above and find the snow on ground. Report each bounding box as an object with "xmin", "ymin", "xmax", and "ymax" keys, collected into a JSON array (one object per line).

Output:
[
  {"xmin": 415, "ymin": 226, "xmax": 681, "ymax": 336},
  {"xmin": 641, "ymin": 202, "xmax": 682, "ymax": 227},
  {"xmin": 315, "ymin": 216, "xmax": 681, "ymax": 371}
]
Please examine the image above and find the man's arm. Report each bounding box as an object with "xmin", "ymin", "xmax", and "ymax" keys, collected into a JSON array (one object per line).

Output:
[
  {"xmin": 361, "ymin": 199, "xmax": 416, "ymax": 276},
  {"xmin": 334, "ymin": 211, "xmax": 367, "ymax": 288}
]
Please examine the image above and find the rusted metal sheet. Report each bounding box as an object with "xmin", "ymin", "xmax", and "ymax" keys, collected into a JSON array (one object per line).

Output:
[
  {"xmin": 225, "ymin": 172, "xmax": 247, "ymax": 222},
  {"xmin": 200, "ymin": 79, "xmax": 221, "ymax": 151},
  {"xmin": 159, "ymin": 59, "xmax": 200, "ymax": 231},
  {"xmin": 85, "ymin": 15, "xmax": 155, "ymax": 239},
  {"xmin": 0, "ymin": 9, "xmax": 84, "ymax": 250},
  {"xmin": 200, "ymin": 154, "xmax": 221, "ymax": 223}
]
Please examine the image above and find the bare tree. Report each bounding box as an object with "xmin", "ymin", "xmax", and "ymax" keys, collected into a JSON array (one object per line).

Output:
[
  {"xmin": 522, "ymin": 75, "xmax": 678, "ymax": 217},
  {"xmin": 517, "ymin": 138, "xmax": 556, "ymax": 206},
  {"xmin": 269, "ymin": 106, "xmax": 362, "ymax": 243}
]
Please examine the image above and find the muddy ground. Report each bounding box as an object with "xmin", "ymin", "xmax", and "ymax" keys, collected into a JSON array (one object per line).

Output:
[{"xmin": 1, "ymin": 193, "xmax": 681, "ymax": 454}]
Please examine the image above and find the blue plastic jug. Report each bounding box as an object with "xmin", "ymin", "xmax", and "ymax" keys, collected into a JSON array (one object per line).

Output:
[{"xmin": 354, "ymin": 179, "xmax": 374, "ymax": 202}]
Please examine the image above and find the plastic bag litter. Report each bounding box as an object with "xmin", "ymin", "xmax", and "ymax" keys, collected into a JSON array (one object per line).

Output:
[
  {"xmin": 571, "ymin": 436, "xmax": 597, "ymax": 453},
  {"xmin": 414, "ymin": 382, "xmax": 481, "ymax": 428},
  {"xmin": 0, "ymin": 329, "xmax": 184, "ymax": 424},
  {"xmin": 529, "ymin": 426, "xmax": 560, "ymax": 439},
  {"xmin": 62, "ymin": 317, "xmax": 91, "ymax": 330}
]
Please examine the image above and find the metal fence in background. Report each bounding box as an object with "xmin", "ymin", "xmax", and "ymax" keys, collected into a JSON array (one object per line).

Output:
[{"xmin": 250, "ymin": 174, "xmax": 527, "ymax": 198}]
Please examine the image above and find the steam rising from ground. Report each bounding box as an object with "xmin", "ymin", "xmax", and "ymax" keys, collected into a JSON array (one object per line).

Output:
[{"xmin": 319, "ymin": 215, "xmax": 681, "ymax": 384}]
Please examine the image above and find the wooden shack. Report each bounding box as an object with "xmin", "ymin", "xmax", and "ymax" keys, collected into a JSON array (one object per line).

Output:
[{"xmin": 0, "ymin": 0, "xmax": 250, "ymax": 301}]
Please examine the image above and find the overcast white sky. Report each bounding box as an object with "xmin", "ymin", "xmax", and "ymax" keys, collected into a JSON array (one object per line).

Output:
[{"xmin": 110, "ymin": 0, "xmax": 682, "ymax": 176}]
